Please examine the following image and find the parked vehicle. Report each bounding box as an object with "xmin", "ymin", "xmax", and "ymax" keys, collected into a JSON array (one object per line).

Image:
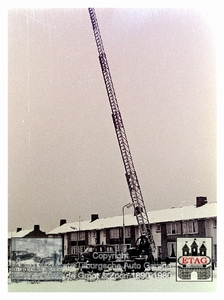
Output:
[
  {"xmin": 11, "ymin": 251, "xmax": 35, "ymax": 262},
  {"xmin": 33, "ymin": 253, "xmax": 54, "ymax": 264}
]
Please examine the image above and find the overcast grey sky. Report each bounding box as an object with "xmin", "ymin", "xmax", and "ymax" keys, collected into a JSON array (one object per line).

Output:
[{"xmin": 8, "ymin": 7, "xmax": 216, "ymax": 233}]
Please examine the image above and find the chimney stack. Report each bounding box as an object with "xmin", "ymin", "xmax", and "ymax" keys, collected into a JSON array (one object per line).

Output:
[
  {"xmin": 196, "ymin": 196, "xmax": 207, "ymax": 208},
  {"xmin": 91, "ymin": 214, "xmax": 99, "ymax": 222},
  {"xmin": 34, "ymin": 225, "xmax": 40, "ymax": 231},
  {"xmin": 16, "ymin": 228, "xmax": 22, "ymax": 232},
  {"xmin": 60, "ymin": 219, "xmax": 67, "ymax": 226}
]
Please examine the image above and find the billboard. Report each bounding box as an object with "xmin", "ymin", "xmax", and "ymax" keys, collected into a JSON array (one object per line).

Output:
[{"xmin": 11, "ymin": 238, "xmax": 63, "ymax": 282}]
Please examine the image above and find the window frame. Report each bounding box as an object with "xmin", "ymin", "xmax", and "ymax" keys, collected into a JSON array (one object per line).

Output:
[
  {"xmin": 166, "ymin": 222, "xmax": 181, "ymax": 235},
  {"xmin": 182, "ymin": 220, "xmax": 198, "ymax": 234},
  {"xmin": 110, "ymin": 228, "xmax": 120, "ymax": 239}
]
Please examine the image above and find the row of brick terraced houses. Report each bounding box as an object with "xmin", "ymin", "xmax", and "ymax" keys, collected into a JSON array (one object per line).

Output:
[{"xmin": 8, "ymin": 196, "xmax": 217, "ymax": 262}]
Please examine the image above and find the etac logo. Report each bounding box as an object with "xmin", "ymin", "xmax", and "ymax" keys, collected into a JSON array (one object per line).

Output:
[{"xmin": 176, "ymin": 237, "xmax": 213, "ymax": 282}]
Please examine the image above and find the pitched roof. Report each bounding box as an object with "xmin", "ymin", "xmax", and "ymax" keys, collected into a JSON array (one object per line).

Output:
[
  {"xmin": 8, "ymin": 229, "xmax": 33, "ymax": 239},
  {"xmin": 48, "ymin": 220, "xmax": 94, "ymax": 235},
  {"xmin": 47, "ymin": 202, "xmax": 216, "ymax": 235}
]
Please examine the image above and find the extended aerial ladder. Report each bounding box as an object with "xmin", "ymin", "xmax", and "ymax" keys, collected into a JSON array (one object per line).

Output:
[{"xmin": 88, "ymin": 8, "xmax": 156, "ymax": 260}]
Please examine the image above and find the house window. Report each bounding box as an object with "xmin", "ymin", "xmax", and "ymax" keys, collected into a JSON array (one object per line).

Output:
[
  {"xmin": 71, "ymin": 246, "xmax": 78, "ymax": 255},
  {"xmin": 213, "ymin": 218, "xmax": 217, "ymax": 228},
  {"xmin": 71, "ymin": 246, "xmax": 85, "ymax": 255},
  {"xmin": 103, "ymin": 230, "xmax": 106, "ymax": 237},
  {"xmin": 166, "ymin": 222, "xmax": 181, "ymax": 235},
  {"xmin": 114, "ymin": 244, "xmax": 120, "ymax": 254},
  {"xmin": 183, "ymin": 220, "xmax": 198, "ymax": 234},
  {"xmin": 167, "ymin": 242, "xmax": 176, "ymax": 257},
  {"xmin": 157, "ymin": 246, "xmax": 162, "ymax": 258},
  {"xmin": 156, "ymin": 224, "xmax": 161, "ymax": 232},
  {"xmin": 71, "ymin": 231, "xmax": 85, "ymax": 240},
  {"xmin": 166, "ymin": 223, "xmax": 171, "ymax": 235},
  {"xmin": 110, "ymin": 228, "xmax": 120, "ymax": 239},
  {"xmin": 125, "ymin": 227, "xmax": 131, "ymax": 238},
  {"xmin": 79, "ymin": 232, "xmax": 85, "ymax": 240},
  {"xmin": 71, "ymin": 232, "xmax": 77, "ymax": 240}
]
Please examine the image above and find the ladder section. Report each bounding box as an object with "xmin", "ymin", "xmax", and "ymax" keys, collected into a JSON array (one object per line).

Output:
[{"xmin": 88, "ymin": 8, "xmax": 156, "ymax": 254}]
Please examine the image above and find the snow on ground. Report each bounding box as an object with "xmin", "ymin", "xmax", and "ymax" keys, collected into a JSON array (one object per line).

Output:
[{"xmin": 8, "ymin": 267, "xmax": 217, "ymax": 292}]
